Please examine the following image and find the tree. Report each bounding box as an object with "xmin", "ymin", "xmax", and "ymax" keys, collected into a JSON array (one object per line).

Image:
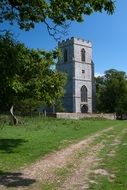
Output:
[
  {"xmin": 95, "ymin": 75, "xmax": 105, "ymax": 112},
  {"xmin": 95, "ymin": 69, "xmax": 127, "ymax": 114},
  {"xmin": 0, "ymin": 33, "xmax": 66, "ymax": 123},
  {"xmin": 0, "ymin": 0, "xmax": 115, "ymax": 38}
]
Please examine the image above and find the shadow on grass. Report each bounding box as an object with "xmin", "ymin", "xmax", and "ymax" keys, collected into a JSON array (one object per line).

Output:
[
  {"xmin": 0, "ymin": 171, "xmax": 36, "ymax": 188},
  {"xmin": 0, "ymin": 139, "xmax": 27, "ymax": 153}
]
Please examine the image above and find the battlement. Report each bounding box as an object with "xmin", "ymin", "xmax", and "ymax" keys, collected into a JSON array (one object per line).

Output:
[
  {"xmin": 58, "ymin": 37, "xmax": 92, "ymax": 47},
  {"xmin": 57, "ymin": 36, "xmax": 95, "ymax": 113}
]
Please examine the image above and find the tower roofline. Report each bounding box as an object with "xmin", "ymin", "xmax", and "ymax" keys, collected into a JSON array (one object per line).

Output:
[{"xmin": 58, "ymin": 37, "xmax": 92, "ymax": 47}]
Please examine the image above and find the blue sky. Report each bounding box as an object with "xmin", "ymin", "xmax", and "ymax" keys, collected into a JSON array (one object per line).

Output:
[{"xmin": 1, "ymin": 0, "xmax": 127, "ymax": 75}]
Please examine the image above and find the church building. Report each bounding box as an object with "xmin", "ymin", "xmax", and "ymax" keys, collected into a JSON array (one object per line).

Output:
[{"xmin": 57, "ymin": 37, "xmax": 95, "ymax": 113}]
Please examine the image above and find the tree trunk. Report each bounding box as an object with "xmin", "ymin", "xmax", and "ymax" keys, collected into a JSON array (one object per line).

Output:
[{"xmin": 10, "ymin": 105, "xmax": 19, "ymax": 125}]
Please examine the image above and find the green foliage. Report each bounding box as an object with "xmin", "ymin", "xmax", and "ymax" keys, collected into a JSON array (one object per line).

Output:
[
  {"xmin": 96, "ymin": 69, "xmax": 127, "ymax": 114},
  {"xmin": 55, "ymin": 98, "xmax": 66, "ymax": 112},
  {"xmin": 0, "ymin": 33, "xmax": 66, "ymax": 112},
  {"xmin": 0, "ymin": 0, "xmax": 115, "ymax": 31}
]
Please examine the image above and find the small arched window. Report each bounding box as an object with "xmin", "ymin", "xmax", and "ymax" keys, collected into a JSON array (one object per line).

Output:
[
  {"xmin": 81, "ymin": 85, "xmax": 87, "ymax": 102},
  {"xmin": 81, "ymin": 48, "xmax": 85, "ymax": 62},
  {"xmin": 64, "ymin": 49, "xmax": 68, "ymax": 62}
]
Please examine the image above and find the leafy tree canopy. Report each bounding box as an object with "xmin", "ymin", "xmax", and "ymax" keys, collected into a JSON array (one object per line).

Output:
[
  {"xmin": 96, "ymin": 69, "xmax": 127, "ymax": 114},
  {"xmin": 0, "ymin": 0, "xmax": 115, "ymax": 38},
  {"xmin": 0, "ymin": 32, "xmax": 66, "ymax": 113}
]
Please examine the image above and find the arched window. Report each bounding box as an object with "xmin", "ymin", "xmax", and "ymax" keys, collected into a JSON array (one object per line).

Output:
[
  {"xmin": 81, "ymin": 48, "xmax": 85, "ymax": 62},
  {"xmin": 64, "ymin": 49, "xmax": 68, "ymax": 62},
  {"xmin": 81, "ymin": 85, "xmax": 87, "ymax": 102}
]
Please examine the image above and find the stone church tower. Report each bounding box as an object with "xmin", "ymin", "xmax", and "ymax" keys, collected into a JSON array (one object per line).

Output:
[{"xmin": 57, "ymin": 37, "xmax": 95, "ymax": 113}]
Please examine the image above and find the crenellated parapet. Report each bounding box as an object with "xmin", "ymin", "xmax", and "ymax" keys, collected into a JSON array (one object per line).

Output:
[
  {"xmin": 58, "ymin": 37, "xmax": 92, "ymax": 48},
  {"xmin": 57, "ymin": 37, "xmax": 95, "ymax": 113}
]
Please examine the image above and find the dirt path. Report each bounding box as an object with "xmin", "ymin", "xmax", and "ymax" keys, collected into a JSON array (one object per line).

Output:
[
  {"xmin": 0, "ymin": 125, "xmax": 124, "ymax": 190},
  {"xmin": 23, "ymin": 127, "xmax": 113, "ymax": 180}
]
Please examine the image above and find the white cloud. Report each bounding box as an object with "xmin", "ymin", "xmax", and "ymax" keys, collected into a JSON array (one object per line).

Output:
[{"xmin": 95, "ymin": 72, "xmax": 104, "ymax": 77}]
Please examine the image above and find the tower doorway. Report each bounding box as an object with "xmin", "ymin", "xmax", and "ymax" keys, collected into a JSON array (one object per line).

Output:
[{"xmin": 81, "ymin": 104, "xmax": 88, "ymax": 113}]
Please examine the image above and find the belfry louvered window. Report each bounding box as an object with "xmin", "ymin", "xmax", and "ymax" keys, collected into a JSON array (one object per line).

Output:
[
  {"xmin": 81, "ymin": 48, "xmax": 85, "ymax": 62},
  {"xmin": 81, "ymin": 85, "xmax": 87, "ymax": 102},
  {"xmin": 64, "ymin": 49, "xmax": 68, "ymax": 62}
]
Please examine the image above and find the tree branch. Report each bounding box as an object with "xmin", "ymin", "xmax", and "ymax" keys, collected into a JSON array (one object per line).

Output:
[{"xmin": 44, "ymin": 19, "xmax": 70, "ymax": 41}]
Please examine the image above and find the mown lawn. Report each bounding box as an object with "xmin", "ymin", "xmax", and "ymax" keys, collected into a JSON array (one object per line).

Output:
[
  {"xmin": 0, "ymin": 116, "xmax": 124, "ymax": 172},
  {"xmin": 89, "ymin": 122, "xmax": 127, "ymax": 190}
]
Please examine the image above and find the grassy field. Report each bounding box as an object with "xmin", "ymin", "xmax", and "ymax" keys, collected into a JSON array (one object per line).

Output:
[
  {"xmin": 0, "ymin": 116, "xmax": 122, "ymax": 172},
  {"xmin": 89, "ymin": 121, "xmax": 127, "ymax": 190}
]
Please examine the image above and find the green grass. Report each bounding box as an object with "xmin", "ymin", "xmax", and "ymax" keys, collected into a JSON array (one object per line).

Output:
[
  {"xmin": 89, "ymin": 124, "xmax": 127, "ymax": 190},
  {"xmin": 0, "ymin": 116, "xmax": 124, "ymax": 172}
]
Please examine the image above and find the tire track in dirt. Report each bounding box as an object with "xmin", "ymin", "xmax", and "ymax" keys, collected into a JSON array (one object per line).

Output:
[
  {"xmin": 22, "ymin": 127, "xmax": 114, "ymax": 181},
  {"xmin": 60, "ymin": 126, "xmax": 126, "ymax": 190},
  {"xmin": 20, "ymin": 127, "xmax": 115, "ymax": 190},
  {"xmin": 59, "ymin": 143, "xmax": 104, "ymax": 190},
  {"xmin": 0, "ymin": 126, "xmax": 120, "ymax": 190}
]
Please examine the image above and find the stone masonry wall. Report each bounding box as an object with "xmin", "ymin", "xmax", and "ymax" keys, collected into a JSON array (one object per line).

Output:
[
  {"xmin": 57, "ymin": 37, "xmax": 95, "ymax": 113},
  {"xmin": 55, "ymin": 113, "xmax": 116, "ymax": 120}
]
